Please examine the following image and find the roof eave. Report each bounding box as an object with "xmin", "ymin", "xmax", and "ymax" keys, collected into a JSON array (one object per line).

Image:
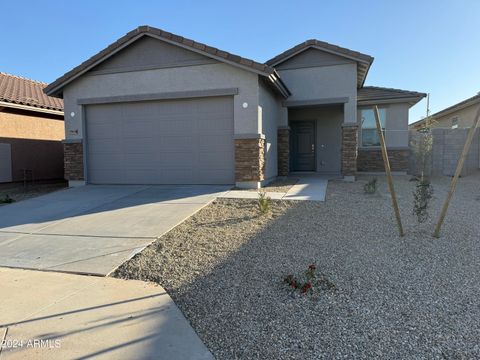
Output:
[
  {"xmin": 357, "ymin": 95, "xmax": 426, "ymax": 107},
  {"xmin": 267, "ymin": 43, "xmax": 373, "ymax": 67},
  {"xmin": 269, "ymin": 70, "xmax": 291, "ymax": 98},
  {"xmin": 45, "ymin": 27, "xmax": 276, "ymax": 98},
  {"xmin": 430, "ymin": 96, "xmax": 480, "ymax": 119},
  {"xmin": 0, "ymin": 100, "xmax": 64, "ymax": 116},
  {"xmin": 358, "ymin": 60, "xmax": 374, "ymax": 88}
]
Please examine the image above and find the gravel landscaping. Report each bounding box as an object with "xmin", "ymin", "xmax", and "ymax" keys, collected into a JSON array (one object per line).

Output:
[
  {"xmin": 0, "ymin": 181, "xmax": 67, "ymax": 205},
  {"xmin": 114, "ymin": 172, "xmax": 480, "ymax": 359}
]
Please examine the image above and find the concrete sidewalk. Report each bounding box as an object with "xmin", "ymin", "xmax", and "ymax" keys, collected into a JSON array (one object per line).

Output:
[
  {"xmin": 220, "ymin": 177, "xmax": 329, "ymax": 202},
  {"xmin": 0, "ymin": 268, "xmax": 213, "ymax": 360}
]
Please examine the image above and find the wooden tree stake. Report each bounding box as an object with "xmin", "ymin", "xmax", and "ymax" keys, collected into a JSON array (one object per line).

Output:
[
  {"xmin": 433, "ymin": 105, "xmax": 480, "ymax": 238},
  {"xmin": 373, "ymin": 106, "xmax": 405, "ymax": 237}
]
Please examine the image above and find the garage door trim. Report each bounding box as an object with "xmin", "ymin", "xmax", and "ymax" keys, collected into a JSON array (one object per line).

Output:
[{"xmin": 78, "ymin": 87, "xmax": 239, "ymax": 105}]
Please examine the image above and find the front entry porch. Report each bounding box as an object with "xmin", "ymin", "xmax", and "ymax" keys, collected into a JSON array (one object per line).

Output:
[
  {"xmin": 289, "ymin": 105, "xmax": 344, "ymax": 176},
  {"xmin": 277, "ymin": 103, "xmax": 359, "ymax": 181}
]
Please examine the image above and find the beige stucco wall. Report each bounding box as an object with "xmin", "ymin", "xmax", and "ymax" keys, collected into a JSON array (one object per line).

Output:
[
  {"xmin": 0, "ymin": 110, "xmax": 64, "ymax": 140},
  {"xmin": 432, "ymin": 102, "xmax": 479, "ymax": 129}
]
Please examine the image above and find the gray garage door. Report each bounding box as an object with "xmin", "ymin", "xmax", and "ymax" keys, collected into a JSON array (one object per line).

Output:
[{"xmin": 86, "ymin": 96, "xmax": 234, "ymax": 184}]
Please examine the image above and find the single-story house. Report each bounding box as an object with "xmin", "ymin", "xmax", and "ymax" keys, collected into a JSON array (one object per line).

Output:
[
  {"xmin": 410, "ymin": 93, "xmax": 480, "ymax": 130},
  {"xmin": 44, "ymin": 25, "xmax": 425, "ymax": 188},
  {"xmin": 0, "ymin": 72, "xmax": 64, "ymax": 183}
]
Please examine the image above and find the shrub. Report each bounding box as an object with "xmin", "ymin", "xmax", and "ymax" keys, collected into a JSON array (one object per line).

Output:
[
  {"xmin": 283, "ymin": 264, "xmax": 336, "ymax": 295},
  {"xmin": 363, "ymin": 178, "xmax": 377, "ymax": 194},
  {"xmin": 257, "ymin": 190, "xmax": 271, "ymax": 214},
  {"xmin": 413, "ymin": 179, "xmax": 434, "ymax": 223},
  {"xmin": 411, "ymin": 113, "xmax": 434, "ymax": 224},
  {"xmin": 0, "ymin": 195, "xmax": 14, "ymax": 204}
]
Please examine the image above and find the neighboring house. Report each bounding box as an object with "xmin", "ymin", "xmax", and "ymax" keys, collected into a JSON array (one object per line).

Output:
[
  {"xmin": 409, "ymin": 93, "xmax": 480, "ymax": 177},
  {"xmin": 0, "ymin": 72, "xmax": 64, "ymax": 183},
  {"xmin": 44, "ymin": 25, "xmax": 425, "ymax": 188},
  {"xmin": 410, "ymin": 93, "xmax": 480, "ymax": 130}
]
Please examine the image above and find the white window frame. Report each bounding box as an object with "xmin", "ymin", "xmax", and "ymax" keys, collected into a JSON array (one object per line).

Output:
[{"xmin": 451, "ymin": 116, "xmax": 459, "ymax": 129}]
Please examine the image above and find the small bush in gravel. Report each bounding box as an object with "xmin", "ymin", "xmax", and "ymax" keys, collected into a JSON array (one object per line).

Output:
[
  {"xmin": 363, "ymin": 178, "xmax": 377, "ymax": 194},
  {"xmin": 0, "ymin": 195, "xmax": 15, "ymax": 204},
  {"xmin": 284, "ymin": 264, "xmax": 336, "ymax": 295},
  {"xmin": 257, "ymin": 190, "xmax": 271, "ymax": 214},
  {"xmin": 413, "ymin": 179, "xmax": 434, "ymax": 223}
]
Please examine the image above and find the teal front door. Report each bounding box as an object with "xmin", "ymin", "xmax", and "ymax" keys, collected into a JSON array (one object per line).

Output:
[{"xmin": 290, "ymin": 121, "xmax": 316, "ymax": 171}]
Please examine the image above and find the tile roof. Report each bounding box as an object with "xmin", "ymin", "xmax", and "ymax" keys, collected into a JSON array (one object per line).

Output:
[
  {"xmin": 266, "ymin": 39, "xmax": 374, "ymax": 87},
  {"xmin": 0, "ymin": 72, "xmax": 63, "ymax": 112},
  {"xmin": 267, "ymin": 39, "xmax": 374, "ymax": 66},
  {"xmin": 45, "ymin": 25, "xmax": 282, "ymax": 97},
  {"xmin": 358, "ymin": 86, "xmax": 426, "ymax": 104}
]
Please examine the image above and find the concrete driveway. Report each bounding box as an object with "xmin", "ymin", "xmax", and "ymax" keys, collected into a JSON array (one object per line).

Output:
[{"xmin": 0, "ymin": 185, "xmax": 229, "ymax": 276}]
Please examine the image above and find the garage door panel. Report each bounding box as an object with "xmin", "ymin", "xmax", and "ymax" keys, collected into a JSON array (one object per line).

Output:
[
  {"xmin": 159, "ymin": 136, "xmax": 195, "ymax": 152},
  {"xmin": 197, "ymin": 169, "xmax": 232, "ymax": 184},
  {"xmin": 198, "ymin": 152, "xmax": 233, "ymax": 168},
  {"xmin": 123, "ymin": 102, "xmax": 158, "ymax": 117},
  {"xmin": 157, "ymin": 153, "xmax": 194, "ymax": 168},
  {"xmin": 122, "ymin": 120, "xmax": 155, "ymax": 137},
  {"xmin": 124, "ymin": 153, "xmax": 156, "ymax": 167},
  {"xmin": 122, "ymin": 139, "xmax": 156, "ymax": 154},
  {"xmin": 123, "ymin": 170, "xmax": 159, "ymax": 184},
  {"xmin": 89, "ymin": 153, "xmax": 123, "ymax": 169},
  {"xmin": 86, "ymin": 97, "xmax": 234, "ymax": 184},
  {"xmin": 89, "ymin": 169, "xmax": 124, "ymax": 184},
  {"xmin": 198, "ymin": 135, "xmax": 232, "ymax": 150},
  {"xmin": 157, "ymin": 119, "xmax": 194, "ymax": 135},
  {"xmin": 161, "ymin": 169, "xmax": 195, "ymax": 183},
  {"xmin": 198, "ymin": 120, "xmax": 232, "ymax": 132}
]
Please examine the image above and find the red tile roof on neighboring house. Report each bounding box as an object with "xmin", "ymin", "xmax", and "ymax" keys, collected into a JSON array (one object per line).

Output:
[{"xmin": 0, "ymin": 72, "xmax": 64, "ymax": 112}]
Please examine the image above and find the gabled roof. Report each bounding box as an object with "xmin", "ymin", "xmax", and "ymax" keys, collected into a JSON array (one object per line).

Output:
[
  {"xmin": 0, "ymin": 72, "xmax": 63, "ymax": 114},
  {"xmin": 357, "ymin": 86, "xmax": 426, "ymax": 106},
  {"xmin": 45, "ymin": 25, "xmax": 290, "ymax": 98},
  {"xmin": 431, "ymin": 93, "xmax": 480, "ymax": 118},
  {"xmin": 266, "ymin": 39, "xmax": 374, "ymax": 87}
]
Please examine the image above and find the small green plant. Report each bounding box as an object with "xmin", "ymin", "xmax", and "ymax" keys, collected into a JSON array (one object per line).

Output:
[
  {"xmin": 284, "ymin": 264, "xmax": 336, "ymax": 295},
  {"xmin": 257, "ymin": 190, "xmax": 271, "ymax": 214},
  {"xmin": 413, "ymin": 179, "xmax": 434, "ymax": 223},
  {"xmin": 0, "ymin": 195, "xmax": 15, "ymax": 204},
  {"xmin": 363, "ymin": 178, "xmax": 377, "ymax": 194}
]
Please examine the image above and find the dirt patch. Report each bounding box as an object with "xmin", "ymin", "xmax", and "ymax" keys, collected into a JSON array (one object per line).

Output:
[{"xmin": 0, "ymin": 181, "xmax": 67, "ymax": 205}]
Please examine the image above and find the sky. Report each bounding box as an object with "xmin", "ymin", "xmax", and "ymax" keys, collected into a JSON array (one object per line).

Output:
[{"xmin": 1, "ymin": 0, "xmax": 478, "ymax": 123}]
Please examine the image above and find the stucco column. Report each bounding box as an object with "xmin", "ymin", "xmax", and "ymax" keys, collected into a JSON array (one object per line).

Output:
[{"xmin": 341, "ymin": 124, "xmax": 358, "ymax": 180}]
